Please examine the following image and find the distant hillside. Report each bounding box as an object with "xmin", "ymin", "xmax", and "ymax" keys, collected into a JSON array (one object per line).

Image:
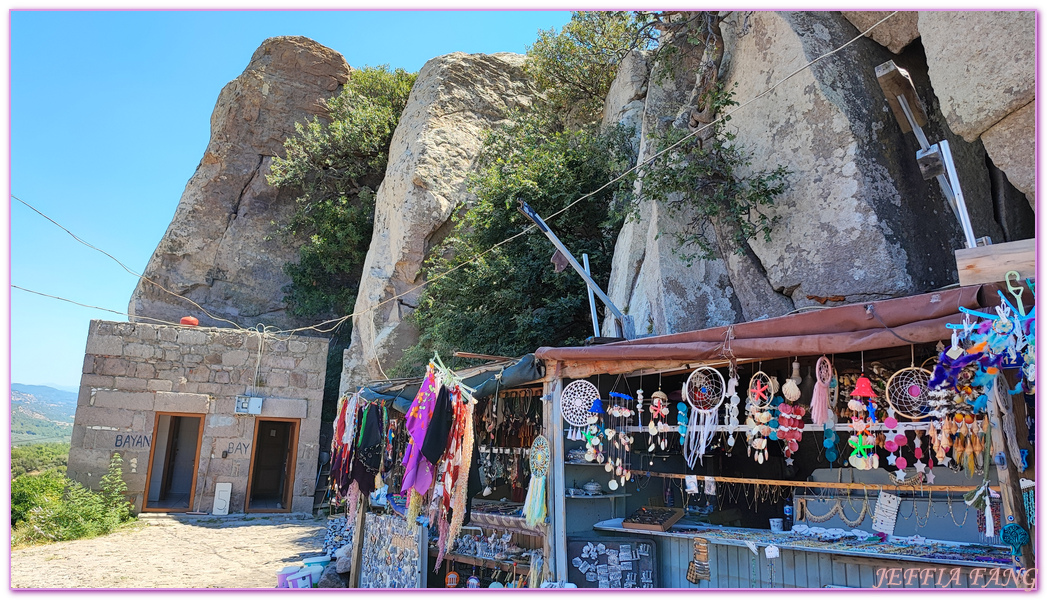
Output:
[{"xmin": 11, "ymin": 384, "xmax": 77, "ymax": 446}]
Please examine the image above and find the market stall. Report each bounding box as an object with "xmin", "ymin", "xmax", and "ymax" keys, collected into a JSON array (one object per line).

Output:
[
  {"xmin": 534, "ymin": 284, "xmax": 1035, "ymax": 589},
  {"xmin": 330, "ymin": 354, "xmax": 551, "ymax": 588}
]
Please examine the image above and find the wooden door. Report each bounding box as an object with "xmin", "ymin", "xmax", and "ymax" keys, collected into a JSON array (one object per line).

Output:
[{"xmin": 253, "ymin": 421, "xmax": 290, "ymax": 496}]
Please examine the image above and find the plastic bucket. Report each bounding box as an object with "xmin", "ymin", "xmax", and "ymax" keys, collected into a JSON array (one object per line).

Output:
[
  {"xmin": 303, "ymin": 555, "xmax": 331, "ymax": 569},
  {"xmin": 277, "ymin": 565, "xmax": 301, "ymax": 588},
  {"xmin": 301, "ymin": 565, "xmax": 324, "ymax": 587}
]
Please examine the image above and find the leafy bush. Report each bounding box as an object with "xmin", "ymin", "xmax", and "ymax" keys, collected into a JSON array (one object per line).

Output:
[
  {"xmin": 395, "ymin": 113, "xmax": 635, "ymax": 375},
  {"xmin": 11, "ymin": 467, "xmax": 66, "ymax": 526},
  {"xmin": 11, "ymin": 453, "xmax": 135, "ymax": 546},
  {"xmin": 635, "ymin": 83, "xmax": 789, "ymax": 264},
  {"xmin": 268, "ymin": 65, "xmax": 418, "ymax": 319},
  {"xmin": 11, "ymin": 442, "xmax": 69, "ymax": 478}
]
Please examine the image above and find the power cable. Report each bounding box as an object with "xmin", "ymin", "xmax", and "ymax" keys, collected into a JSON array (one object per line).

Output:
[
  {"xmin": 13, "ymin": 194, "xmax": 250, "ymax": 331},
  {"xmin": 11, "ymin": 285, "xmax": 185, "ymax": 327}
]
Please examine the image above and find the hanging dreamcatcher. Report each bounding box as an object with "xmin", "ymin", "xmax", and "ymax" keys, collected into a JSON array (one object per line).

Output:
[
  {"xmin": 810, "ymin": 357, "xmax": 832, "ymax": 425},
  {"xmin": 745, "ymin": 371, "xmax": 774, "ymax": 464},
  {"xmin": 560, "ymin": 380, "xmax": 598, "ymax": 441},
  {"xmin": 522, "ymin": 435, "xmax": 550, "ymax": 527},
  {"xmin": 681, "ymin": 366, "xmax": 726, "ymax": 469},
  {"xmin": 886, "ymin": 361, "xmax": 933, "ymax": 421}
]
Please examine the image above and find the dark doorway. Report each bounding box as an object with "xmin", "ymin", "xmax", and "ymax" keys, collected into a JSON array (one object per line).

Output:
[
  {"xmin": 246, "ymin": 419, "xmax": 298, "ymax": 512},
  {"xmin": 143, "ymin": 413, "xmax": 203, "ymax": 512}
]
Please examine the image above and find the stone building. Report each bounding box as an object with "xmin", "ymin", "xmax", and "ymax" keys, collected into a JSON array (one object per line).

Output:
[{"xmin": 68, "ymin": 320, "xmax": 329, "ymax": 515}]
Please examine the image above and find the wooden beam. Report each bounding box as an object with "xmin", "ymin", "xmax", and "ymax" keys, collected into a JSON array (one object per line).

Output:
[
  {"xmin": 988, "ymin": 375, "xmax": 1034, "ymax": 568},
  {"xmin": 638, "ymin": 471, "xmax": 996, "ymax": 494},
  {"xmin": 955, "ymin": 238, "xmax": 1035, "ymax": 287},
  {"xmin": 453, "ymin": 351, "xmax": 516, "ymax": 362},
  {"xmin": 876, "ymin": 60, "xmax": 928, "ymax": 133},
  {"xmin": 347, "ymin": 500, "xmax": 367, "ymax": 588}
]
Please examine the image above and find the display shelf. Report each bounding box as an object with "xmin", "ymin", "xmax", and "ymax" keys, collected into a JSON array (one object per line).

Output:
[
  {"xmin": 564, "ymin": 461, "xmax": 608, "ymax": 467},
  {"xmin": 428, "ymin": 549, "xmax": 531, "ymax": 574},
  {"xmin": 565, "ymin": 492, "xmax": 630, "ymax": 500}
]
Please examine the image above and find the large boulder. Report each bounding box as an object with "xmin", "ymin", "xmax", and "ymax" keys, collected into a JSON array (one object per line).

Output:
[
  {"xmin": 841, "ymin": 11, "xmax": 919, "ymax": 54},
  {"xmin": 128, "ymin": 36, "xmax": 350, "ymax": 329},
  {"xmin": 919, "ymin": 11, "xmax": 1035, "ymax": 142},
  {"xmin": 605, "ymin": 11, "xmax": 1012, "ymax": 336},
  {"xmin": 339, "ymin": 53, "xmax": 534, "ymax": 388},
  {"xmin": 980, "ymin": 102, "xmax": 1035, "ymax": 206}
]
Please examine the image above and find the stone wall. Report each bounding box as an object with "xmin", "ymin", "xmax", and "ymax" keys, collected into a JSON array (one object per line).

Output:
[{"xmin": 69, "ymin": 320, "xmax": 328, "ymax": 514}]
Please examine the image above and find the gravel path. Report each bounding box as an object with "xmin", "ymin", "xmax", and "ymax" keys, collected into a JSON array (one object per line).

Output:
[{"xmin": 10, "ymin": 514, "xmax": 327, "ymax": 589}]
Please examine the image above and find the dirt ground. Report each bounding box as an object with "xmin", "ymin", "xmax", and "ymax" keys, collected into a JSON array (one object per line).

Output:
[{"xmin": 9, "ymin": 513, "xmax": 327, "ymax": 589}]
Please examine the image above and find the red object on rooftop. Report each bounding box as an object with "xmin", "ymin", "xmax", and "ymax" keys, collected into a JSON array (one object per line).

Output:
[{"xmin": 180, "ymin": 316, "xmax": 199, "ymax": 327}]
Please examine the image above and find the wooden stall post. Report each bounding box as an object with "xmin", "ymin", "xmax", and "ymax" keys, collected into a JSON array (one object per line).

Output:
[
  {"xmin": 549, "ymin": 363, "xmax": 568, "ymax": 583},
  {"xmin": 348, "ymin": 499, "xmax": 367, "ymax": 588},
  {"xmin": 988, "ymin": 376, "xmax": 1034, "ymax": 568}
]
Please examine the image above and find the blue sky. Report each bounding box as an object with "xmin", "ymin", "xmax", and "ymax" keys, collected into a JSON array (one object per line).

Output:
[{"xmin": 9, "ymin": 10, "xmax": 572, "ymax": 389}]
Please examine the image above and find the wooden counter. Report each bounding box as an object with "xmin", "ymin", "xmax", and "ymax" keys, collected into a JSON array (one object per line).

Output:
[{"xmin": 589, "ymin": 519, "xmax": 1024, "ymax": 589}]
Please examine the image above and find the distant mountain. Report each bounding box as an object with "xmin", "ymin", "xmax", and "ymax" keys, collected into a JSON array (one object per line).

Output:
[{"xmin": 11, "ymin": 384, "xmax": 77, "ymax": 446}]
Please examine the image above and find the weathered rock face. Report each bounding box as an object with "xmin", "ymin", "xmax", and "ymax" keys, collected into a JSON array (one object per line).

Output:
[
  {"xmin": 841, "ymin": 11, "xmax": 919, "ymax": 54},
  {"xmin": 339, "ymin": 53, "xmax": 534, "ymax": 389},
  {"xmin": 602, "ymin": 49, "xmax": 651, "ymax": 143},
  {"xmin": 128, "ymin": 36, "xmax": 351, "ymax": 330},
  {"xmin": 981, "ymin": 103, "xmax": 1035, "ymax": 205},
  {"xmin": 919, "ymin": 11, "xmax": 1035, "ymax": 142},
  {"xmin": 605, "ymin": 11, "xmax": 1023, "ymax": 337},
  {"xmin": 919, "ymin": 11, "xmax": 1035, "ymax": 208}
]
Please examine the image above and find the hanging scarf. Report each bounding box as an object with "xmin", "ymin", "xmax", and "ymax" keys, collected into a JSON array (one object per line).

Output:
[
  {"xmin": 349, "ymin": 402, "xmax": 386, "ymax": 497},
  {"xmin": 434, "ymin": 387, "xmax": 475, "ymax": 566},
  {"xmin": 401, "ymin": 366, "xmax": 440, "ymax": 499}
]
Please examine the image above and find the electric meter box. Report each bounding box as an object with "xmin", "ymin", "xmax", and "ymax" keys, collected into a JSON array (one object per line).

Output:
[{"xmin": 235, "ymin": 395, "xmax": 264, "ymax": 415}]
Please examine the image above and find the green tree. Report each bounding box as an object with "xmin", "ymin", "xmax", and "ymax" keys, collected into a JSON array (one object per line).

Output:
[
  {"xmin": 268, "ymin": 65, "xmax": 418, "ymax": 318},
  {"xmin": 526, "ymin": 11, "xmax": 647, "ymax": 126},
  {"xmin": 636, "ymin": 83, "xmax": 789, "ymax": 264},
  {"xmin": 396, "ymin": 114, "xmax": 635, "ymax": 375},
  {"xmin": 99, "ymin": 452, "xmax": 133, "ymax": 522},
  {"xmin": 11, "ymin": 442, "xmax": 69, "ymax": 478}
]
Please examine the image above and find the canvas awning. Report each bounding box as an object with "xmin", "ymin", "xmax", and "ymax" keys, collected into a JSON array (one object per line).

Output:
[
  {"xmin": 360, "ymin": 353, "xmax": 546, "ymax": 414},
  {"xmin": 535, "ymin": 284, "xmax": 1018, "ymax": 374}
]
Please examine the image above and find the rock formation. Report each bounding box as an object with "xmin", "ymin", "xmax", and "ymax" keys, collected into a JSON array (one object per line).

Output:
[
  {"xmin": 604, "ymin": 11, "xmax": 1032, "ymax": 337},
  {"xmin": 919, "ymin": 11, "xmax": 1036, "ymax": 205},
  {"xmin": 128, "ymin": 36, "xmax": 351, "ymax": 330},
  {"xmin": 339, "ymin": 52, "xmax": 535, "ymax": 390}
]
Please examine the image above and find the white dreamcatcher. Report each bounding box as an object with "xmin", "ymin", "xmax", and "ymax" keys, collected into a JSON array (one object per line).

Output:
[
  {"xmin": 682, "ymin": 366, "xmax": 726, "ymax": 468},
  {"xmin": 560, "ymin": 380, "xmax": 598, "ymax": 442}
]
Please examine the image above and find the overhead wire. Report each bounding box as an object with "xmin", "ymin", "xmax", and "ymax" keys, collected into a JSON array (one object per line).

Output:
[
  {"xmin": 12, "ymin": 285, "xmax": 186, "ymax": 327},
  {"xmin": 13, "ymin": 194, "xmax": 250, "ymax": 332},
  {"xmin": 14, "ymin": 11, "xmax": 900, "ymax": 341}
]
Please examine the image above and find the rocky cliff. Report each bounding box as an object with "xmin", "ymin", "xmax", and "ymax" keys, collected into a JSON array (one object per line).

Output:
[
  {"xmin": 602, "ymin": 10, "xmax": 1034, "ymax": 337},
  {"xmin": 338, "ymin": 52, "xmax": 535, "ymax": 390},
  {"xmin": 128, "ymin": 36, "xmax": 351, "ymax": 330}
]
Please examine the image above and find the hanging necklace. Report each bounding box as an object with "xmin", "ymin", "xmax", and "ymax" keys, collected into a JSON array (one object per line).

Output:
[
  {"xmin": 946, "ymin": 493, "xmax": 970, "ymax": 527},
  {"xmin": 914, "ymin": 493, "xmax": 934, "ymax": 528}
]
